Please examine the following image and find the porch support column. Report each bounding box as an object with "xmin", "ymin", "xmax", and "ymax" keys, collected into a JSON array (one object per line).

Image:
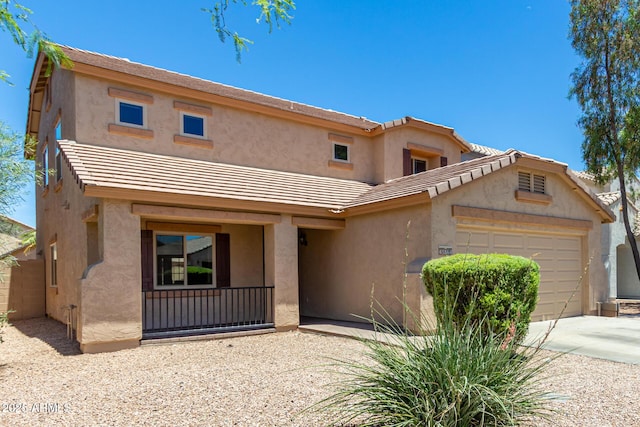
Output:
[
  {"xmin": 264, "ymin": 214, "xmax": 299, "ymax": 331},
  {"xmin": 78, "ymin": 199, "xmax": 142, "ymax": 353}
]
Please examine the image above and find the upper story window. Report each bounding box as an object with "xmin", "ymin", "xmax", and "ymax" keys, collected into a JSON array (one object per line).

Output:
[
  {"xmin": 55, "ymin": 119, "xmax": 62, "ymax": 140},
  {"xmin": 333, "ymin": 142, "xmax": 350, "ymax": 162},
  {"xmin": 42, "ymin": 144, "xmax": 49, "ymax": 188},
  {"xmin": 173, "ymin": 101, "xmax": 213, "ymax": 148},
  {"xmin": 117, "ymin": 100, "xmax": 146, "ymax": 127},
  {"xmin": 518, "ymin": 171, "xmax": 546, "ymax": 194},
  {"xmin": 107, "ymin": 88, "xmax": 154, "ymax": 139},
  {"xmin": 412, "ymin": 158, "xmax": 427, "ymax": 174},
  {"xmin": 328, "ymin": 133, "xmax": 354, "ymax": 170},
  {"xmin": 181, "ymin": 112, "xmax": 206, "ymax": 138},
  {"xmin": 55, "ymin": 143, "xmax": 62, "ymax": 182}
]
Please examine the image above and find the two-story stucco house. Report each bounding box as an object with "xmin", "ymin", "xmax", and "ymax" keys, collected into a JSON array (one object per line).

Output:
[{"xmin": 25, "ymin": 46, "xmax": 614, "ymax": 353}]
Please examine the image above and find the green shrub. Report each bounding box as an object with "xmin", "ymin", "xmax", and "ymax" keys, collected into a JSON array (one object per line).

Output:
[
  {"xmin": 422, "ymin": 253, "xmax": 539, "ymax": 345},
  {"xmin": 313, "ymin": 303, "xmax": 553, "ymax": 426}
]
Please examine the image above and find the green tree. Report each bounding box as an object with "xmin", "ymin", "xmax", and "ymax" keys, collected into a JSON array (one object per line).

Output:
[
  {"xmin": 570, "ymin": 0, "xmax": 640, "ymax": 282},
  {"xmin": 204, "ymin": 0, "xmax": 295, "ymax": 61}
]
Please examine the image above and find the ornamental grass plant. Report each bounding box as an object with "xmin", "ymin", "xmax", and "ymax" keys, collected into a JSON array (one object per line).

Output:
[{"xmin": 313, "ymin": 303, "xmax": 554, "ymax": 427}]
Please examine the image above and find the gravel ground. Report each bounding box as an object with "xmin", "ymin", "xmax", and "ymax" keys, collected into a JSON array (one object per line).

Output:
[{"xmin": 0, "ymin": 317, "xmax": 639, "ymax": 426}]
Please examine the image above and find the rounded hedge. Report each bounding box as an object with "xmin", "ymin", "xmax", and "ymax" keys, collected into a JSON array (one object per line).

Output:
[{"xmin": 422, "ymin": 253, "xmax": 540, "ymax": 344}]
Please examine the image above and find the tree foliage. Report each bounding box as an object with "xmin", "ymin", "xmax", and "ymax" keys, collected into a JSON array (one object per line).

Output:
[
  {"xmin": 0, "ymin": 0, "xmax": 68, "ymax": 83},
  {"xmin": 203, "ymin": 0, "xmax": 295, "ymax": 62},
  {"xmin": 570, "ymin": 0, "xmax": 640, "ymax": 281}
]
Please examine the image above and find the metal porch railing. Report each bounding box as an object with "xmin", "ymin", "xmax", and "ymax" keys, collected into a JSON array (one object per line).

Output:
[{"xmin": 142, "ymin": 286, "xmax": 274, "ymax": 339}]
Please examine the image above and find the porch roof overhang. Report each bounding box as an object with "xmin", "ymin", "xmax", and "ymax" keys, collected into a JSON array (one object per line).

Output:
[{"xmin": 59, "ymin": 141, "xmax": 615, "ymax": 223}]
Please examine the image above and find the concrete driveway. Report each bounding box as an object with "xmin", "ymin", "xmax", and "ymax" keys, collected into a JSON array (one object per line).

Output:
[{"xmin": 526, "ymin": 315, "xmax": 640, "ymax": 365}]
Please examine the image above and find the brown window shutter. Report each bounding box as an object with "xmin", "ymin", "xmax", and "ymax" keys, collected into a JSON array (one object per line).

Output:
[
  {"xmin": 440, "ymin": 156, "xmax": 448, "ymax": 167},
  {"xmin": 403, "ymin": 148, "xmax": 412, "ymax": 176},
  {"xmin": 141, "ymin": 230, "xmax": 154, "ymax": 292},
  {"xmin": 216, "ymin": 233, "xmax": 231, "ymax": 288}
]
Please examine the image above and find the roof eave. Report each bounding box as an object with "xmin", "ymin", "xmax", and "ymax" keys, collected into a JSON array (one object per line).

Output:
[{"xmin": 81, "ymin": 185, "xmax": 348, "ymax": 219}]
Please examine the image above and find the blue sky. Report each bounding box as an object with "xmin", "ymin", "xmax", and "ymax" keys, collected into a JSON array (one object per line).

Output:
[{"xmin": 1, "ymin": 0, "xmax": 583, "ymax": 227}]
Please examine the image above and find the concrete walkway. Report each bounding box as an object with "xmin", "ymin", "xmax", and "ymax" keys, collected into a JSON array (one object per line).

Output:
[
  {"xmin": 525, "ymin": 315, "xmax": 640, "ymax": 365},
  {"xmin": 301, "ymin": 315, "xmax": 640, "ymax": 365}
]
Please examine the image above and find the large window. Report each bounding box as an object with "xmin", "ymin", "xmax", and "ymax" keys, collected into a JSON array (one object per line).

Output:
[
  {"xmin": 117, "ymin": 99, "xmax": 146, "ymax": 127},
  {"xmin": 155, "ymin": 233, "xmax": 214, "ymax": 287}
]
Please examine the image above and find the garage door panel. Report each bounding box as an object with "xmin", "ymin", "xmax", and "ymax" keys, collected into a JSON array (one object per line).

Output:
[
  {"xmin": 555, "ymin": 236, "xmax": 581, "ymax": 250},
  {"xmin": 493, "ymin": 233, "xmax": 525, "ymax": 249},
  {"xmin": 527, "ymin": 235, "xmax": 554, "ymax": 250},
  {"xmin": 455, "ymin": 227, "xmax": 582, "ymax": 321},
  {"xmin": 456, "ymin": 230, "xmax": 489, "ymax": 250}
]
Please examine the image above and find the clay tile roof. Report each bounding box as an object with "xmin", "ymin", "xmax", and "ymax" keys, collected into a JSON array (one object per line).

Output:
[
  {"xmin": 469, "ymin": 143, "xmax": 504, "ymax": 157},
  {"xmin": 574, "ymin": 170, "xmax": 596, "ymax": 181},
  {"xmin": 57, "ymin": 45, "xmax": 380, "ymax": 131},
  {"xmin": 346, "ymin": 151, "xmax": 520, "ymax": 208},
  {"xmin": 58, "ymin": 141, "xmax": 372, "ymax": 210},
  {"xmin": 597, "ymin": 191, "xmax": 622, "ymax": 206},
  {"xmin": 59, "ymin": 141, "xmax": 614, "ymax": 222}
]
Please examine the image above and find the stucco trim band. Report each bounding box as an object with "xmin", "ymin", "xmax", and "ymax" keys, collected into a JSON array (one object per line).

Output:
[
  {"xmin": 452, "ymin": 205, "xmax": 593, "ymax": 230},
  {"xmin": 145, "ymin": 221, "xmax": 222, "ymax": 234},
  {"xmin": 173, "ymin": 101, "xmax": 213, "ymax": 116},
  {"xmin": 173, "ymin": 134, "xmax": 213, "ymax": 149},
  {"xmin": 327, "ymin": 160, "xmax": 354, "ymax": 170},
  {"xmin": 132, "ymin": 204, "xmax": 282, "ymax": 225},
  {"xmin": 107, "ymin": 87, "xmax": 154, "ymax": 104},
  {"xmin": 514, "ymin": 189, "xmax": 553, "ymax": 205},
  {"xmin": 107, "ymin": 123, "xmax": 154, "ymax": 139},
  {"xmin": 291, "ymin": 216, "xmax": 346, "ymax": 230},
  {"xmin": 407, "ymin": 142, "xmax": 444, "ymax": 157}
]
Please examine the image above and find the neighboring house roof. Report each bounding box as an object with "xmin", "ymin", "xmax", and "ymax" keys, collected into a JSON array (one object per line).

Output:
[
  {"xmin": 26, "ymin": 46, "xmax": 469, "ymax": 153},
  {"xmin": 59, "ymin": 141, "xmax": 614, "ymax": 222},
  {"xmin": 574, "ymin": 171, "xmax": 596, "ymax": 182},
  {"xmin": 0, "ymin": 216, "xmax": 34, "ymax": 258},
  {"xmin": 597, "ymin": 191, "xmax": 622, "ymax": 206},
  {"xmin": 468, "ymin": 143, "xmax": 504, "ymax": 157}
]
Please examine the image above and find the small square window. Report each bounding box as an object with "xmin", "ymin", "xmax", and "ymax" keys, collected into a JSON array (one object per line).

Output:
[
  {"xmin": 333, "ymin": 143, "xmax": 349, "ymax": 162},
  {"xmin": 117, "ymin": 100, "xmax": 145, "ymax": 127},
  {"xmin": 412, "ymin": 158, "xmax": 427, "ymax": 174},
  {"xmin": 181, "ymin": 113, "xmax": 205, "ymax": 137}
]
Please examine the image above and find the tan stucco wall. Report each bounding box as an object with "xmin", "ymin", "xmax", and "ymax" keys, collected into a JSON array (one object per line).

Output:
[
  {"xmin": 376, "ymin": 127, "xmax": 464, "ymax": 183},
  {"xmin": 35, "ymin": 68, "xmax": 102, "ymax": 328},
  {"xmin": 79, "ymin": 199, "xmax": 142, "ymax": 352},
  {"xmin": 73, "ymin": 76, "xmax": 377, "ymax": 183},
  {"xmin": 299, "ymin": 204, "xmax": 433, "ymax": 327},
  {"xmin": 264, "ymin": 215, "xmax": 299, "ymax": 330},
  {"xmin": 0, "ymin": 260, "xmax": 45, "ymax": 320},
  {"xmin": 430, "ymin": 164, "xmax": 608, "ymax": 315}
]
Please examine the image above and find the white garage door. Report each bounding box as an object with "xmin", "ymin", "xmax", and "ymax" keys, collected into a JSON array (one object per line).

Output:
[{"xmin": 455, "ymin": 227, "xmax": 583, "ymax": 321}]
